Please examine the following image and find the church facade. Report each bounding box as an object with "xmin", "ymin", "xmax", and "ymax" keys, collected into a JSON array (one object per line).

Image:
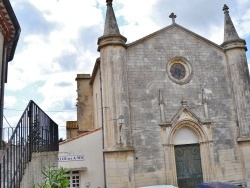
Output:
[{"xmin": 64, "ymin": 1, "xmax": 250, "ymax": 188}]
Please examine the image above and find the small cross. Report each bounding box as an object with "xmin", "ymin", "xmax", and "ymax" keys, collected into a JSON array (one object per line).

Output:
[
  {"xmin": 169, "ymin": 12, "xmax": 177, "ymax": 24},
  {"xmin": 223, "ymin": 4, "xmax": 229, "ymax": 13},
  {"xmin": 106, "ymin": 0, "xmax": 112, "ymax": 6}
]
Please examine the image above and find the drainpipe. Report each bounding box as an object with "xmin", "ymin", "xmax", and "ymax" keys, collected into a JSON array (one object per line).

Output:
[
  {"xmin": 99, "ymin": 63, "xmax": 107, "ymax": 188},
  {"xmin": 0, "ymin": 28, "xmax": 21, "ymax": 149}
]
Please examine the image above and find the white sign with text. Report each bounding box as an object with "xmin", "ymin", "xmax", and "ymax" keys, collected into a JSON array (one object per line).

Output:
[{"xmin": 58, "ymin": 155, "xmax": 85, "ymax": 162}]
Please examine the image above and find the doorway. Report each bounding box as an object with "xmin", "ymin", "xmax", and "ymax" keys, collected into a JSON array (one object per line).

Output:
[{"xmin": 174, "ymin": 144, "xmax": 203, "ymax": 188}]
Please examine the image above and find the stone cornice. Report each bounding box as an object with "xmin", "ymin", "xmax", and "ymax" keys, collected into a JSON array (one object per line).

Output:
[
  {"xmin": 97, "ymin": 34, "xmax": 127, "ymax": 52},
  {"xmin": 159, "ymin": 122, "xmax": 172, "ymax": 127},
  {"xmin": 0, "ymin": 0, "xmax": 20, "ymax": 62},
  {"xmin": 160, "ymin": 120, "xmax": 212, "ymax": 127},
  {"xmin": 0, "ymin": 2, "xmax": 15, "ymax": 41},
  {"xmin": 103, "ymin": 146, "xmax": 134, "ymax": 153},
  {"xmin": 221, "ymin": 39, "xmax": 247, "ymax": 51},
  {"xmin": 237, "ymin": 137, "xmax": 250, "ymax": 143}
]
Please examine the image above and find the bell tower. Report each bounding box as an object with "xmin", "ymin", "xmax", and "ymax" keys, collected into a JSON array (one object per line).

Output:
[
  {"xmin": 97, "ymin": 1, "xmax": 135, "ymax": 187},
  {"xmin": 221, "ymin": 4, "xmax": 250, "ymax": 138},
  {"xmin": 98, "ymin": 0, "xmax": 131, "ymax": 148}
]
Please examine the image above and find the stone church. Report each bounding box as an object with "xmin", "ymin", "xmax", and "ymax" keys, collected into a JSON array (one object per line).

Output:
[{"xmin": 64, "ymin": 1, "xmax": 250, "ymax": 187}]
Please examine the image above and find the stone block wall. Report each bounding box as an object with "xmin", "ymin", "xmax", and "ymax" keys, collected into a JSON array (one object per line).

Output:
[
  {"xmin": 125, "ymin": 25, "xmax": 243, "ymax": 185},
  {"xmin": 239, "ymin": 141, "xmax": 250, "ymax": 187},
  {"xmin": 76, "ymin": 74, "xmax": 94, "ymax": 131},
  {"xmin": 105, "ymin": 151, "xmax": 135, "ymax": 188},
  {"xmin": 20, "ymin": 151, "xmax": 58, "ymax": 188}
]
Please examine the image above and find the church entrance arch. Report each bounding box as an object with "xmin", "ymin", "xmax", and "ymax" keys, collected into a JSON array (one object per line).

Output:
[
  {"xmin": 165, "ymin": 120, "xmax": 211, "ymax": 187},
  {"xmin": 174, "ymin": 126, "xmax": 203, "ymax": 188}
]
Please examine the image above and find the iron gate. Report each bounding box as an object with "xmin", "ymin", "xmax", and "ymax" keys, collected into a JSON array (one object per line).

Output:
[{"xmin": 175, "ymin": 144, "xmax": 203, "ymax": 188}]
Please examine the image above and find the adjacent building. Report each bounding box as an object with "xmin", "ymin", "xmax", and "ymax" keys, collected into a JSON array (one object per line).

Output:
[
  {"xmin": 0, "ymin": 2, "xmax": 60, "ymax": 187},
  {"xmin": 60, "ymin": 1, "xmax": 250, "ymax": 188},
  {"xmin": 59, "ymin": 128, "xmax": 104, "ymax": 188},
  {"xmin": 0, "ymin": 0, "xmax": 21, "ymax": 146}
]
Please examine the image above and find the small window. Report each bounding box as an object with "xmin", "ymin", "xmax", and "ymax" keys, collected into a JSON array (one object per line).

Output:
[
  {"xmin": 167, "ymin": 57, "xmax": 193, "ymax": 85},
  {"xmin": 170, "ymin": 63, "xmax": 186, "ymax": 80},
  {"xmin": 66, "ymin": 171, "xmax": 80, "ymax": 188}
]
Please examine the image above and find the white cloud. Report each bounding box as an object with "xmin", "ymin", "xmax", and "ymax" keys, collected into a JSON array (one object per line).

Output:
[
  {"xmin": 238, "ymin": 9, "xmax": 250, "ymax": 38},
  {"xmin": 114, "ymin": 0, "xmax": 160, "ymax": 42},
  {"xmin": 37, "ymin": 72, "xmax": 77, "ymax": 110},
  {"xmin": 4, "ymin": 96, "xmax": 17, "ymax": 109},
  {"xmin": 49, "ymin": 111, "xmax": 77, "ymax": 138},
  {"xmin": 208, "ymin": 25, "xmax": 224, "ymax": 44},
  {"xmin": 7, "ymin": 0, "xmax": 103, "ymax": 91},
  {"xmin": 29, "ymin": 0, "xmax": 103, "ymax": 28}
]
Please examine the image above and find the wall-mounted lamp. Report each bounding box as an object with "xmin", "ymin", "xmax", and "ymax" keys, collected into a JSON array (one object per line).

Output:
[
  {"xmin": 118, "ymin": 115, "xmax": 125, "ymax": 144},
  {"xmin": 118, "ymin": 115, "xmax": 125, "ymax": 125}
]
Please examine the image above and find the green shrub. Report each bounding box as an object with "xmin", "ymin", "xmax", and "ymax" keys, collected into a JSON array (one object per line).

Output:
[{"xmin": 36, "ymin": 166, "xmax": 70, "ymax": 188}]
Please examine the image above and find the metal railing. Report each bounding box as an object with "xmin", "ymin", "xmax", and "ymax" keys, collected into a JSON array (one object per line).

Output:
[
  {"xmin": 1, "ymin": 127, "xmax": 15, "ymax": 142},
  {"xmin": 0, "ymin": 100, "xmax": 59, "ymax": 188}
]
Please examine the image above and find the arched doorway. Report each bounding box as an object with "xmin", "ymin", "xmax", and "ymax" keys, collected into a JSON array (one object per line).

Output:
[
  {"xmin": 173, "ymin": 127, "xmax": 203, "ymax": 188},
  {"xmin": 160, "ymin": 108, "xmax": 213, "ymax": 186},
  {"xmin": 166, "ymin": 121, "xmax": 210, "ymax": 188}
]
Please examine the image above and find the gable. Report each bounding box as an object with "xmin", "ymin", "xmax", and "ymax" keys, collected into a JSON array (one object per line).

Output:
[
  {"xmin": 125, "ymin": 23, "xmax": 228, "ymax": 91},
  {"xmin": 170, "ymin": 107, "xmax": 201, "ymax": 126},
  {"xmin": 127, "ymin": 24, "xmax": 223, "ymax": 52},
  {"xmin": 125, "ymin": 23, "xmax": 233, "ymax": 133}
]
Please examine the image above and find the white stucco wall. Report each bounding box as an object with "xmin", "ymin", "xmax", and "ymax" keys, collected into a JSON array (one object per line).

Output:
[{"xmin": 59, "ymin": 129, "xmax": 104, "ymax": 188}]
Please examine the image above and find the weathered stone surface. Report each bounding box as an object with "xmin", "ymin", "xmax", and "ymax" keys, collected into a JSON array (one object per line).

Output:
[
  {"xmin": 72, "ymin": 3, "xmax": 250, "ymax": 188},
  {"xmin": 75, "ymin": 74, "xmax": 94, "ymax": 132}
]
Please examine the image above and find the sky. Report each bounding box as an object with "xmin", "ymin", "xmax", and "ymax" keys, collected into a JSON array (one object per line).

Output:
[{"xmin": 2, "ymin": 0, "xmax": 250, "ymax": 139}]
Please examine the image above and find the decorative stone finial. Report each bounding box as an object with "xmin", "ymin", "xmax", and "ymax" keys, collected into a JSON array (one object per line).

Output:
[
  {"xmin": 106, "ymin": 0, "xmax": 112, "ymax": 6},
  {"xmin": 103, "ymin": 0, "xmax": 120, "ymax": 36},
  {"xmin": 98, "ymin": 0, "xmax": 127, "ymax": 51},
  {"xmin": 221, "ymin": 3, "xmax": 244, "ymax": 46},
  {"xmin": 159, "ymin": 89, "xmax": 164, "ymax": 105},
  {"xmin": 223, "ymin": 4, "xmax": 229, "ymax": 13},
  {"xmin": 169, "ymin": 12, "xmax": 177, "ymax": 24}
]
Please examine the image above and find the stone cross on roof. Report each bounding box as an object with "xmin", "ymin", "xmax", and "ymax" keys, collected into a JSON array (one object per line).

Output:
[
  {"xmin": 106, "ymin": 0, "xmax": 112, "ymax": 6},
  {"xmin": 223, "ymin": 4, "xmax": 229, "ymax": 13},
  {"xmin": 169, "ymin": 12, "xmax": 177, "ymax": 24}
]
